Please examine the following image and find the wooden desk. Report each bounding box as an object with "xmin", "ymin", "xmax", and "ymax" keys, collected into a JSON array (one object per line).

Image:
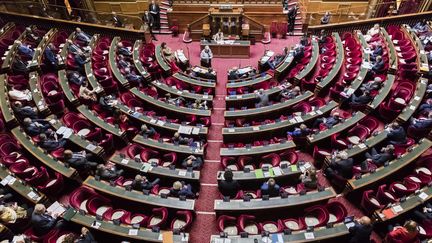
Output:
[
  {"xmin": 28, "ymin": 71, "xmax": 50, "ymax": 115},
  {"xmin": 173, "ymin": 72, "xmax": 216, "ymax": 90},
  {"xmin": 152, "ymin": 80, "xmax": 213, "ymax": 103},
  {"xmin": 225, "ymin": 86, "xmax": 283, "ymax": 108},
  {"xmin": 0, "ymin": 165, "xmax": 46, "ymax": 204},
  {"xmin": 346, "ymin": 139, "xmax": 432, "ymax": 192},
  {"xmin": 58, "ymin": 69, "xmax": 79, "ymax": 106},
  {"xmin": 315, "ymin": 33, "xmax": 344, "ymax": 94},
  {"xmin": 366, "ymin": 74, "xmax": 395, "ymax": 112},
  {"xmin": 155, "ymin": 44, "xmax": 171, "ymax": 74},
  {"xmin": 226, "ymin": 73, "xmax": 272, "ymax": 89},
  {"xmin": 11, "ymin": 127, "xmax": 77, "ymax": 178},
  {"xmin": 220, "ymin": 140, "xmax": 296, "ymax": 156},
  {"xmin": 275, "ymin": 51, "xmax": 295, "ymax": 80},
  {"xmin": 397, "ymin": 78, "xmax": 428, "ymax": 123},
  {"xmin": 132, "ymin": 40, "xmax": 151, "ymax": 82},
  {"xmin": 214, "ymin": 187, "xmax": 336, "ymax": 211},
  {"xmin": 84, "ymin": 176, "xmax": 195, "ymax": 210},
  {"xmin": 114, "ymin": 102, "xmax": 208, "ymax": 136},
  {"xmin": 307, "ymin": 112, "xmax": 366, "ymax": 144},
  {"xmin": 1, "ymin": 28, "xmax": 27, "ymax": 72},
  {"xmin": 210, "ymin": 222, "xmax": 349, "ymax": 242},
  {"xmin": 381, "ymin": 28, "xmax": 398, "ymax": 72},
  {"xmin": 130, "ymin": 88, "xmax": 211, "ymax": 117},
  {"xmin": 84, "ymin": 35, "xmax": 104, "ymax": 94},
  {"xmin": 133, "ymin": 135, "xmax": 204, "ymax": 156},
  {"xmin": 29, "ymin": 28, "xmax": 57, "ymax": 69},
  {"xmin": 0, "ymin": 74, "xmax": 17, "ymax": 126},
  {"xmin": 58, "ymin": 32, "xmax": 74, "ymax": 68},
  {"xmin": 201, "ymin": 40, "xmax": 250, "ymax": 58},
  {"xmin": 404, "ymin": 24, "xmax": 429, "ymax": 73},
  {"xmin": 64, "ymin": 208, "xmax": 188, "ymax": 242},
  {"xmin": 224, "ymin": 91, "xmax": 313, "ymax": 119},
  {"xmin": 223, "ymin": 101, "xmax": 337, "ymax": 141},
  {"xmin": 217, "ymin": 165, "xmax": 302, "ymax": 182},
  {"xmin": 109, "ymin": 36, "xmax": 130, "ymax": 89},
  {"xmin": 295, "ymin": 38, "xmax": 319, "ymax": 81},
  {"xmin": 110, "ymin": 154, "xmax": 200, "ymax": 181}
]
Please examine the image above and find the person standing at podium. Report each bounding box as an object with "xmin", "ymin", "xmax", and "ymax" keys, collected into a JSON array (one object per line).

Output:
[
  {"xmin": 149, "ymin": 0, "xmax": 160, "ymax": 30},
  {"xmin": 200, "ymin": 45, "xmax": 213, "ymax": 68},
  {"xmin": 213, "ymin": 29, "xmax": 224, "ymax": 42}
]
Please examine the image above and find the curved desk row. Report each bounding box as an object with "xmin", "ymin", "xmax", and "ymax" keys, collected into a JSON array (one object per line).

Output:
[
  {"xmin": 29, "ymin": 28, "xmax": 57, "ymax": 69},
  {"xmin": 217, "ymin": 164, "xmax": 303, "ymax": 182},
  {"xmin": 0, "ymin": 74, "xmax": 17, "ymax": 126},
  {"xmin": 1, "ymin": 27, "xmax": 28, "ymax": 72},
  {"xmin": 224, "ymin": 91, "xmax": 314, "ymax": 119},
  {"xmin": 152, "ymin": 80, "xmax": 213, "ymax": 103},
  {"xmin": 346, "ymin": 138, "xmax": 432, "ymax": 192},
  {"xmin": 307, "ymin": 112, "xmax": 366, "ymax": 144},
  {"xmin": 274, "ymin": 51, "xmax": 295, "ymax": 80},
  {"xmin": 58, "ymin": 69, "xmax": 79, "ymax": 106},
  {"xmin": 63, "ymin": 208, "xmax": 188, "ymax": 242},
  {"xmin": 226, "ymin": 73, "xmax": 273, "ymax": 89},
  {"xmin": 223, "ymin": 101, "xmax": 338, "ymax": 141},
  {"xmin": 132, "ymin": 40, "xmax": 151, "ymax": 82},
  {"xmin": 403, "ymin": 24, "xmax": 429, "ymax": 73},
  {"xmin": 365, "ymin": 74, "xmax": 395, "ymax": 112},
  {"xmin": 58, "ymin": 32, "xmax": 74, "ymax": 67},
  {"xmin": 214, "ymin": 187, "xmax": 336, "ymax": 211},
  {"xmin": 84, "ymin": 34, "xmax": 105, "ymax": 94},
  {"xmin": 381, "ymin": 28, "xmax": 398, "ymax": 72},
  {"xmin": 220, "ymin": 140, "xmax": 296, "ymax": 157},
  {"xmin": 155, "ymin": 44, "xmax": 171, "ymax": 75},
  {"xmin": 109, "ymin": 36, "xmax": 130, "ymax": 89},
  {"xmin": 28, "ymin": 71, "xmax": 50, "ymax": 115},
  {"xmin": 295, "ymin": 38, "xmax": 319, "ymax": 81},
  {"xmin": 84, "ymin": 176, "xmax": 195, "ymax": 210},
  {"xmin": 172, "ymin": 72, "xmax": 216, "ymax": 89},
  {"xmin": 110, "ymin": 154, "xmax": 200, "ymax": 181},
  {"xmin": 133, "ymin": 134, "xmax": 204, "ymax": 156},
  {"xmin": 397, "ymin": 77, "xmax": 428, "ymax": 123},
  {"xmin": 315, "ymin": 33, "xmax": 344, "ymax": 94},
  {"xmin": 225, "ymin": 85, "xmax": 282, "ymax": 106}
]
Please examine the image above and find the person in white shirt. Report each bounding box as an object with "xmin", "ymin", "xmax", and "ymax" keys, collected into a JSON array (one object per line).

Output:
[
  {"xmin": 365, "ymin": 24, "xmax": 381, "ymax": 42},
  {"xmin": 200, "ymin": 45, "xmax": 213, "ymax": 68},
  {"xmin": 213, "ymin": 29, "xmax": 224, "ymax": 42}
]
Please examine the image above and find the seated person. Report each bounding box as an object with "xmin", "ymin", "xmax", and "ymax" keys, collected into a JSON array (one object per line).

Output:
[
  {"xmin": 169, "ymin": 181, "xmax": 195, "ymax": 198},
  {"xmin": 348, "ymin": 216, "xmax": 373, "ymax": 243},
  {"xmin": 23, "ymin": 117, "xmax": 51, "ymax": 136},
  {"xmin": 369, "ymin": 44, "xmax": 383, "ymax": 62},
  {"xmin": 131, "ymin": 175, "xmax": 160, "ymax": 191},
  {"xmin": 31, "ymin": 204, "xmax": 64, "ymax": 236},
  {"xmin": 74, "ymin": 51, "xmax": 89, "ymax": 67},
  {"xmin": 256, "ymin": 89, "xmax": 270, "ymax": 107},
  {"xmin": 124, "ymin": 67, "xmax": 143, "ymax": 84},
  {"xmin": 63, "ymin": 150, "xmax": 98, "ymax": 171},
  {"xmin": 300, "ymin": 168, "xmax": 317, "ymax": 190},
  {"xmin": 213, "ymin": 29, "xmax": 224, "ymax": 42},
  {"xmin": 78, "ymin": 81, "xmax": 97, "ymax": 102},
  {"xmin": 293, "ymin": 44, "xmax": 305, "ymax": 62},
  {"xmin": 364, "ymin": 144, "xmax": 395, "ymax": 166},
  {"xmin": 202, "ymin": 67, "xmax": 216, "ymax": 80},
  {"xmin": 418, "ymin": 98, "xmax": 432, "ymax": 114},
  {"xmin": 25, "ymin": 27, "xmax": 41, "ymax": 43},
  {"xmin": 360, "ymin": 77, "xmax": 382, "ymax": 92},
  {"xmin": 228, "ymin": 67, "xmax": 240, "ymax": 80},
  {"xmin": 43, "ymin": 43, "xmax": 58, "ymax": 70},
  {"xmin": 12, "ymin": 55, "xmax": 29, "ymax": 73},
  {"xmin": 288, "ymin": 124, "xmax": 312, "ymax": 137},
  {"xmin": 75, "ymin": 28, "xmax": 91, "ymax": 45},
  {"xmin": 117, "ymin": 54, "xmax": 131, "ymax": 69},
  {"xmin": 192, "ymin": 99, "xmax": 208, "ymax": 110},
  {"xmin": 350, "ymin": 90, "xmax": 372, "ymax": 105},
  {"xmin": 67, "ymin": 39, "xmax": 83, "ymax": 54},
  {"xmin": 96, "ymin": 164, "xmax": 123, "ymax": 181},
  {"xmin": 8, "ymin": 87, "xmax": 32, "ymax": 101},
  {"xmin": 260, "ymin": 178, "xmax": 280, "ymax": 197},
  {"xmin": 182, "ymin": 155, "xmax": 203, "ymax": 170},
  {"xmin": 312, "ymin": 112, "xmax": 341, "ymax": 129},
  {"xmin": 325, "ymin": 151, "xmax": 353, "ymax": 180},
  {"xmin": 161, "ymin": 42, "xmax": 175, "ymax": 62},
  {"xmin": 0, "ymin": 203, "xmax": 29, "ymax": 225},
  {"xmin": 117, "ymin": 42, "xmax": 132, "ymax": 56},
  {"xmin": 99, "ymin": 95, "xmax": 116, "ymax": 112},
  {"xmin": 76, "ymin": 227, "xmax": 96, "ymax": 243},
  {"xmin": 12, "ymin": 101, "xmax": 38, "ymax": 119},
  {"xmin": 140, "ymin": 124, "xmax": 156, "ymax": 137},
  {"xmin": 413, "ymin": 19, "xmax": 429, "ymax": 33},
  {"xmin": 16, "ymin": 41, "xmax": 34, "ymax": 58},
  {"xmin": 38, "ymin": 133, "xmax": 67, "ymax": 151},
  {"xmin": 163, "ymin": 93, "xmax": 185, "ymax": 106},
  {"xmin": 369, "ymin": 55, "xmax": 384, "ymax": 75},
  {"xmin": 172, "ymin": 132, "xmax": 190, "ymax": 145},
  {"xmin": 317, "ymin": 29, "xmax": 327, "ymax": 45},
  {"xmin": 385, "ymin": 220, "xmax": 419, "ymax": 243},
  {"xmin": 410, "ymin": 112, "xmax": 432, "ymax": 129},
  {"xmin": 280, "ymin": 86, "xmax": 301, "ymax": 100},
  {"xmin": 365, "ymin": 24, "xmax": 380, "ymax": 42},
  {"xmin": 68, "ymin": 71, "xmax": 86, "ymax": 86},
  {"xmin": 218, "ymin": 170, "xmax": 240, "ymax": 199},
  {"xmin": 386, "ymin": 122, "xmax": 407, "ymax": 145}
]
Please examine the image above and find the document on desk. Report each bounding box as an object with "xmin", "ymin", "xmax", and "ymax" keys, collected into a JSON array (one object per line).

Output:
[{"xmin": 47, "ymin": 201, "xmax": 66, "ymax": 217}]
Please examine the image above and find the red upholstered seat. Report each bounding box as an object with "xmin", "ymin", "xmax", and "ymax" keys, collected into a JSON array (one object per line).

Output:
[
  {"xmin": 217, "ymin": 215, "xmax": 238, "ymax": 235},
  {"xmin": 238, "ymin": 214, "xmax": 262, "ymax": 235},
  {"xmin": 376, "ymin": 184, "xmax": 398, "ymax": 204},
  {"xmin": 170, "ymin": 210, "xmax": 193, "ymax": 231},
  {"xmin": 361, "ymin": 189, "xmax": 383, "ymax": 213},
  {"xmin": 147, "ymin": 207, "xmax": 168, "ymax": 229},
  {"xmin": 325, "ymin": 202, "xmax": 347, "ymax": 223},
  {"xmin": 301, "ymin": 205, "xmax": 329, "ymax": 228}
]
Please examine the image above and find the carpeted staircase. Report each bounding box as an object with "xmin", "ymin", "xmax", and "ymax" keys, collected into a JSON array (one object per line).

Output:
[{"xmin": 157, "ymin": 0, "xmax": 172, "ymax": 34}]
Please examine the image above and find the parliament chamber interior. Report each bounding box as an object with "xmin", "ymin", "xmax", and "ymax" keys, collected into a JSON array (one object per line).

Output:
[{"xmin": 0, "ymin": 0, "xmax": 431, "ymax": 242}]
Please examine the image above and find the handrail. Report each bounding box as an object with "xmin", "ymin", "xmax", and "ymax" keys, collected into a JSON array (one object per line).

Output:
[
  {"xmin": 243, "ymin": 14, "xmax": 265, "ymax": 30},
  {"xmin": 187, "ymin": 14, "xmax": 210, "ymax": 30}
]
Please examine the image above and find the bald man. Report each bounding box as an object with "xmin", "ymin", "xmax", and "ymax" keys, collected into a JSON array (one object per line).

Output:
[{"xmin": 348, "ymin": 216, "xmax": 373, "ymax": 243}]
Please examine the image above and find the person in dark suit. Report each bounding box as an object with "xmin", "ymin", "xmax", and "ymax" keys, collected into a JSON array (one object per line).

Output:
[
  {"xmin": 348, "ymin": 216, "xmax": 373, "ymax": 243},
  {"xmin": 360, "ymin": 77, "xmax": 382, "ymax": 93},
  {"xmin": 370, "ymin": 55, "xmax": 384, "ymax": 75},
  {"xmin": 182, "ymin": 155, "xmax": 203, "ymax": 170},
  {"xmin": 261, "ymin": 178, "xmax": 280, "ymax": 197},
  {"xmin": 31, "ymin": 204, "xmax": 64, "ymax": 236},
  {"xmin": 13, "ymin": 101, "xmax": 38, "ymax": 119},
  {"xmin": 370, "ymin": 45, "xmax": 383, "ymax": 62},
  {"xmin": 143, "ymin": 11, "xmax": 157, "ymax": 41},
  {"xmin": 112, "ymin": 12, "xmax": 123, "ymax": 28},
  {"xmin": 410, "ymin": 112, "xmax": 432, "ymax": 129},
  {"xmin": 25, "ymin": 27, "xmax": 41, "ymax": 43},
  {"xmin": 172, "ymin": 132, "xmax": 191, "ymax": 145},
  {"xmin": 218, "ymin": 170, "xmax": 240, "ymax": 198},
  {"xmin": 131, "ymin": 175, "xmax": 160, "ymax": 191},
  {"xmin": 256, "ymin": 89, "xmax": 270, "ymax": 107},
  {"xmin": 288, "ymin": 124, "xmax": 312, "ymax": 137},
  {"xmin": 74, "ymin": 51, "xmax": 89, "ymax": 68},
  {"xmin": 418, "ymin": 99, "xmax": 432, "ymax": 114},
  {"xmin": 117, "ymin": 54, "xmax": 130, "ymax": 69},
  {"xmin": 228, "ymin": 67, "xmax": 240, "ymax": 80},
  {"xmin": 350, "ymin": 90, "xmax": 372, "ymax": 106},
  {"xmin": 124, "ymin": 67, "xmax": 143, "ymax": 84},
  {"xmin": 38, "ymin": 133, "xmax": 67, "ymax": 152},
  {"xmin": 365, "ymin": 144, "xmax": 394, "ymax": 166},
  {"xmin": 68, "ymin": 71, "xmax": 86, "ymax": 86},
  {"xmin": 75, "ymin": 28, "xmax": 91, "ymax": 45},
  {"xmin": 96, "ymin": 164, "xmax": 124, "ymax": 181},
  {"xmin": 140, "ymin": 124, "xmax": 157, "ymax": 137},
  {"xmin": 117, "ymin": 42, "xmax": 132, "ymax": 56},
  {"xmin": 63, "ymin": 150, "xmax": 98, "ymax": 171},
  {"xmin": 386, "ymin": 122, "xmax": 407, "ymax": 145},
  {"xmin": 17, "ymin": 41, "xmax": 34, "ymax": 59},
  {"xmin": 149, "ymin": 0, "xmax": 160, "ymax": 30},
  {"xmin": 287, "ymin": 4, "xmax": 298, "ymax": 34},
  {"xmin": 325, "ymin": 152, "xmax": 353, "ymax": 180},
  {"xmin": 312, "ymin": 112, "xmax": 341, "ymax": 129},
  {"xmin": 99, "ymin": 95, "xmax": 116, "ymax": 113},
  {"xmin": 293, "ymin": 45, "xmax": 305, "ymax": 62},
  {"xmin": 76, "ymin": 227, "xmax": 96, "ymax": 243},
  {"xmin": 169, "ymin": 181, "xmax": 195, "ymax": 198},
  {"xmin": 320, "ymin": 12, "xmax": 331, "ymax": 25},
  {"xmin": 23, "ymin": 117, "xmax": 51, "ymax": 136},
  {"xmin": 12, "ymin": 55, "xmax": 29, "ymax": 74},
  {"xmin": 44, "ymin": 43, "xmax": 58, "ymax": 70},
  {"xmin": 67, "ymin": 39, "xmax": 83, "ymax": 54}
]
